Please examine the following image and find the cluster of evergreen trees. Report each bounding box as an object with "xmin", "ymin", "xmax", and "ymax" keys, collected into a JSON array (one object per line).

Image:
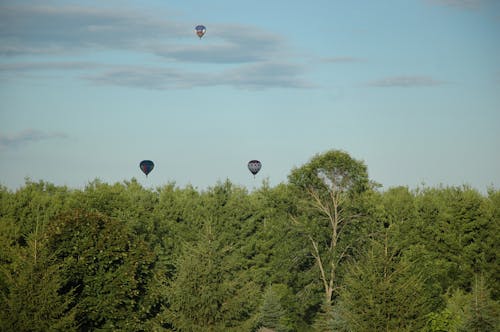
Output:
[{"xmin": 0, "ymin": 150, "xmax": 498, "ymax": 331}]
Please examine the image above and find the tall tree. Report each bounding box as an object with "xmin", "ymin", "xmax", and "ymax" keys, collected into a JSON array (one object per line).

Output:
[{"xmin": 288, "ymin": 150, "xmax": 370, "ymax": 305}]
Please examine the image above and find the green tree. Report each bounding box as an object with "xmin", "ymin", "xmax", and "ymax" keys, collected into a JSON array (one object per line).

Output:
[
  {"xmin": 312, "ymin": 301, "xmax": 337, "ymax": 332},
  {"xmin": 0, "ymin": 231, "xmax": 77, "ymax": 331},
  {"xmin": 425, "ymin": 276, "xmax": 500, "ymax": 332},
  {"xmin": 411, "ymin": 186, "xmax": 492, "ymax": 293},
  {"xmin": 258, "ymin": 285, "xmax": 292, "ymax": 332},
  {"xmin": 45, "ymin": 210, "xmax": 159, "ymax": 331},
  {"xmin": 253, "ymin": 183, "xmax": 319, "ymax": 330},
  {"xmin": 462, "ymin": 274, "xmax": 500, "ymax": 332},
  {"xmin": 483, "ymin": 189, "xmax": 500, "ymax": 299},
  {"xmin": 288, "ymin": 150, "xmax": 371, "ymax": 305},
  {"xmin": 167, "ymin": 222, "xmax": 259, "ymax": 331},
  {"xmin": 334, "ymin": 231, "xmax": 431, "ymax": 331},
  {"xmin": 0, "ymin": 180, "xmax": 72, "ymax": 245}
]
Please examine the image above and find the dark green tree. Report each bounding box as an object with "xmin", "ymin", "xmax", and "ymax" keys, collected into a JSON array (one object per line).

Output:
[
  {"xmin": 0, "ymin": 231, "xmax": 77, "ymax": 331},
  {"xmin": 462, "ymin": 274, "xmax": 500, "ymax": 332},
  {"xmin": 166, "ymin": 222, "xmax": 259, "ymax": 331},
  {"xmin": 253, "ymin": 183, "xmax": 319, "ymax": 330},
  {"xmin": 333, "ymin": 231, "xmax": 432, "ymax": 331},
  {"xmin": 482, "ymin": 189, "xmax": 500, "ymax": 299},
  {"xmin": 45, "ymin": 210, "xmax": 159, "ymax": 331},
  {"xmin": 410, "ymin": 186, "xmax": 492, "ymax": 293}
]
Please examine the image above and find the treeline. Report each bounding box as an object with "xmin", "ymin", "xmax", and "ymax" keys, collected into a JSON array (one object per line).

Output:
[{"xmin": 0, "ymin": 150, "xmax": 498, "ymax": 331}]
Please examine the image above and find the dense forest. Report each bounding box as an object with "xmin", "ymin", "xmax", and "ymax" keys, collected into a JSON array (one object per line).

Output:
[{"xmin": 0, "ymin": 150, "xmax": 498, "ymax": 331}]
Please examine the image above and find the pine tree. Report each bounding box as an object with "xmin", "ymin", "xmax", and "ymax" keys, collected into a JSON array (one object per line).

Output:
[
  {"xmin": 0, "ymin": 232, "xmax": 77, "ymax": 331},
  {"xmin": 166, "ymin": 222, "xmax": 259, "ymax": 331},
  {"xmin": 425, "ymin": 276, "xmax": 500, "ymax": 332},
  {"xmin": 334, "ymin": 231, "xmax": 432, "ymax": 331},
  {"xmin": 259, "ymin": 285, "xmax": 290, "ymax": 332},
  {"xmin": 312, "ymin": 301, "xmax": 337, "ymax": 332},
  {"xmin": 462, "ymin": 274, "xmax": 500, "ymax": 332}
]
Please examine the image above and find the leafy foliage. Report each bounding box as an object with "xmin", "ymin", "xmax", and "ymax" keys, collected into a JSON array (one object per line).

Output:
[
  {"xmin": 45, "ymin": 209, "xmax": 159, "ymax": 331},
  {"xmin": 0, "ymin": 150, "xmax": 498, "ymax": 331}
]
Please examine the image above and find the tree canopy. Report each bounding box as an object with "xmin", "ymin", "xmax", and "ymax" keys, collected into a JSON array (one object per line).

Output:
[{"xmin": 0, "ymin": 150, "xmax": 498, "ymax": 331}]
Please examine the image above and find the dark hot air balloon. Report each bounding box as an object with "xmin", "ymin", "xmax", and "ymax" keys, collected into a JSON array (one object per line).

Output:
[
  {"xmin": 139, "ymin": 160, "xmax": 154, "ymax": 177},
  {"xmin": 195, "ymin": 25, "xmax": 206, "ymax": 39},
  {"xmin": 248, "ymin": 160, "xmax": 261, "ymax": 178}
]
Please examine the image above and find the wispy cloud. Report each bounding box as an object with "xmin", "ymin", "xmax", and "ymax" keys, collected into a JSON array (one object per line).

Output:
[
  {"xmin": 0, "ymin": 4, "xmax": 307, "ymax": 90},
  {"xmin": 1, "ymin": 59, "xmax": 310, "ymax": 90},
  {"xmin": 0, "ymin": 5, "xmax": 182, "ymax": 56},
  {"xmin": 221, "ymin": 62, "xmax": 313, "ymax": 89},
  {"xmin": 367, "ymin": 76, "xmax": 446, "ymax": 87},
  {"xmin": 0, "ymin": 61, "xmax": 102, "ymax": 72},
  {"xmin": 85, "ymin": 62, "xmax": 311, "ymax": 90},
  {"xmin": 321, "ymin": 56, "xmax": 364, "ymax": 63},
  {"xmin": 0, "ymin": 61, "xmax": 106, "ymax": 81},
  {"xmin": 426, "ymin": 0, "xmax": 488, "ymax": 9},
  {"xmin": 0, "ymin": 129, "xmax": 68, "ymax": 149},
  {"xmin": 0, "ymin": 5, "xmax": 286, "ymax": 63},
  {"xmin": 84, "ymin": 66, "xmax": 191, "ymax": 90},
  {"xmin": 152, "ymin": 24, "xmax": 286, "ymax": 64}
]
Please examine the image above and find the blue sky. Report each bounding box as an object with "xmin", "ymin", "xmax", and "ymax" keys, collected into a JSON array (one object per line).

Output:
[{"xmin": 1, "ymin": 0, "xmax": 499, "ymax": 192}]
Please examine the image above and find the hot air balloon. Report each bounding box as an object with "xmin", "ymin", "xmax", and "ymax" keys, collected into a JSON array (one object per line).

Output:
[
  {"xmin": 195, "ymin": 25, "xmax": 206, "ymax": 39},
  {"xmin": 139, "ymin": 160, "xmax": 154, "ymax": 177},
  {"xmin": 248, "ymin": 160, "xmax": 262, "ymax": 178}
]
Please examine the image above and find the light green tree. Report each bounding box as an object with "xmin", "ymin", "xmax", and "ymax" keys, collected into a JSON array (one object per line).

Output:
[
  {"xmin": 288, "ymin": 150, "xmax": 371, "ymax": 305},
  {"xmin": 258, "ymin": 285, "xmax": 292, "ymax": 332},
  {"xmin": 424, "ymin": 275, "xmax": 500, "ymax": 332}
]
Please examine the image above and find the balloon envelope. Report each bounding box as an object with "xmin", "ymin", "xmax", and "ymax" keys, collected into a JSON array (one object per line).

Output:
[
  {"xmin": 139, "ymin": 160, "xmax": 154, "ymax": 176},
  {"xmin": 195, "ymin": 25, "xmax": 206, "ymax": 38},
  {"xmin": 248, "ymin": 160, "xmax": 262, "ymax": 176}
]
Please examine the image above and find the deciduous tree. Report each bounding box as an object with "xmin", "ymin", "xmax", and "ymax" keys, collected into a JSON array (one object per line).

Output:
[{"xmin": 288, "ymin": 150, "xmax": 370, "ymax": 304}]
